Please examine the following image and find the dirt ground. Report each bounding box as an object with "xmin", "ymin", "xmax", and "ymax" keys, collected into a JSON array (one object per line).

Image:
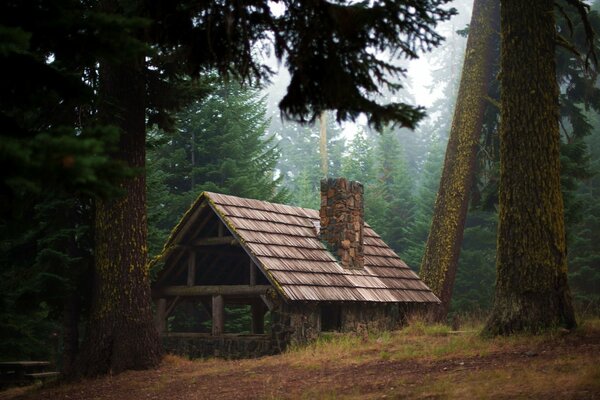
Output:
[{"xmin": 2, "ymin": 326, "xmax": 599, "ymax": 400}]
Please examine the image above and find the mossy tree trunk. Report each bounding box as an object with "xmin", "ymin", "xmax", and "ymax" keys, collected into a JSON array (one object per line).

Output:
[
  {"xmin": 483, "ymin": 0, "xmax": 576, "ymax": 335},
  {"xmin": 75, "ymin": 55, "xmax": 162, "ymax": 375},
  {"xmin": 419, "ymin": 0, "xmax": 499, "ymax": 320}
]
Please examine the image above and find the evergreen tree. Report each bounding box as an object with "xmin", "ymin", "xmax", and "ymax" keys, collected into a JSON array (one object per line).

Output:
[
  {"xmin": 451, "ymin": 210, "xmax": 497, "ymax": 314},
  {"xmin": 484, "ymin": 0, "xmax": 577, "ymax": 335},
  {"xmin": 341, "ymin": 129, "xmax": 376, "ymax": 184},
  {"xmin": 278, "ymin": 112, "xmax": 345, "ymax": 209},
  {"xmin": 148, "ymin": 82, "xmax": 288, "ymax": 258},
  {"xmin": 369, "ymin": 131, "xmax": 416, "ymax": 255},
  {"xmin": 0, "ymin": 0, "xmax": 141, "ymax": 370},
  {"xmin": 568, "ymin": 110, "xmax": 600, "ymax": 309},
  {"xmin": 5, "ymin": 0, "xmax": 457, "ymax": 375},
  {"xmin": 403, "ymin": 141, "xmax": 446, "ymax": 270}
]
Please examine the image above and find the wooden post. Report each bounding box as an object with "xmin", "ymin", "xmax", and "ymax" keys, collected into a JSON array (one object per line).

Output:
[
  {"xmin": 155, "ymin": 298, "xmax": 167, "ymax": 334},
  {"xmin": 187, "ymin": 250, "xmax": 196, "ymax": 286},
  {"xmin": 251, "ymin": 300, "xmax": 264, "ymax": 334},
  {"xmin": 153, "ymin": 285, "xmax": 270, "ymax": 297},
  {"xmin": 249, "ymin": 260, "xmax": 256, "ymax": 286},
  {"xmin": 212, "ymin": 295, "xmax": 224, "ymax": 336},
  {"xmin": 218, "ymin": 222, "xmax": 225, "ymax": 237}
]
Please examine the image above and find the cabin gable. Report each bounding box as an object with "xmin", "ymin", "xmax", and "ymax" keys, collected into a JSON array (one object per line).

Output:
[{"xmin": 151, "ymin": 189, "xmax": 439, "ymax": 358}]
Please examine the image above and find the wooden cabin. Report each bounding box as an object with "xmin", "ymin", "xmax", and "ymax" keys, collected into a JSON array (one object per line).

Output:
[{"xmin": 152, "ymin": 178, "xmax": 439, "ymax": 358}]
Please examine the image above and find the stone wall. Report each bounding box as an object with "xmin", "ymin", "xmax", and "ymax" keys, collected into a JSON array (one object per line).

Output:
[
  {"xmin": 319, "ymin": 178, "xmax": 364, "ymax": 270},
  {"xmin": 271, "ymin": 302, "xmax": 320, "ymax": 347},
  {"xmin": 162, "ymin": 335, "xmax": 276, "ymax": 359},
  {"xmin": 340, "ymin": 303, "xmax": 401, "ymax": 333},
  {"xmin": 163, "ymin": 301, "xmax": 424, "ymax": 359}
]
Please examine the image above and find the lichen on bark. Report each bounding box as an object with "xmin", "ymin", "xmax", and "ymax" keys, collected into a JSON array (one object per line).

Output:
[
  {"xmin": 75, "ymin": 53, "xmax": 162, "ymax": 376},
  {"xmin": 419, "ymin": 0, "xmax": 500, "ymax": 320},
  {"xmin": 483, "ymin": 0, "xmax": 576, "ymax": 335}
]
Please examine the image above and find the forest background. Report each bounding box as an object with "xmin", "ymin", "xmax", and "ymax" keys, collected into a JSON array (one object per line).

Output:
[{"xmin": 1, "ymin": 0, "xmax": 599, "ymax": 364}]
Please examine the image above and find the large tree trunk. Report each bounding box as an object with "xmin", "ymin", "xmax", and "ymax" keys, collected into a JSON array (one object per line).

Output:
[
  {"xmin": 419, "ymin": 0, "xmax": 499, "ymax": 320},
  {"xmin": 61, "ymin": 291, "xmax": 80, "ymax": 375},
  {"xmin": 75, "ymin": 55, "xmax": 162, "ymax": 375},
  {"xmin": 483, "ymin": 0, "xmax": 576, "ymax": 335}
]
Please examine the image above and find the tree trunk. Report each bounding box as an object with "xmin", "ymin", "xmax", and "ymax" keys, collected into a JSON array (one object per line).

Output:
[
  {"xmin": 61, "ymin": 292, "xmax": 80, "ymax": 375},
  {"xmin": 483, "ymin": 0, "xmax": 576, "ymax": 335},
  {"xmin": 419, "ymin": 0, "xmax": 499, "ymax": 320},
  {"xmin": 75, "ymin": 55, "xmax": 162, "ymax": 375},
  {"xmin": 319, "ymin": 111, "xmax": 328, "ymax": 177}
]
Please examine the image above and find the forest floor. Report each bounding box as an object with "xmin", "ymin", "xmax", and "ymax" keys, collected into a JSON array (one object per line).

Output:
[{"xmin": 2, "ymin": 318, "xmax": 599, "ymax": 400}]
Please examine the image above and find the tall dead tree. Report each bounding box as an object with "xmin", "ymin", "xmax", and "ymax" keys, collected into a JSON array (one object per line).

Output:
[
  {"xmin": 419, "ymin": 0, "xmax": 500, "ymax": 320},
  {"xmin": 320, "ymin": 111, "xmax": 328, "ymax": 177}
]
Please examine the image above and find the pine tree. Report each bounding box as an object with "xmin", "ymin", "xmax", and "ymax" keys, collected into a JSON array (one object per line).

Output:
[
  {"xmin": 370, "ymin": 131, "xmax": 416, "ymax": 255},
  {"xmin": 278, "ymin": 112, "xmax": 345, "ymax": 209},
  {"xmin": 148, "ymin": 82, "xmax": 288, "ymax": 257},
  {"xmin": 568, "ymin": 110, "xmax": 600, "ymax": 309},
  {"xmin": 484, "ymin": 0, "xmax": 577, "ymax": 335},
  {"xmin": 403, "ymin": 141, "xmax": 446, "ymax": 270},
  {"xmin": 5, "ymin": 0, "xmax": 457, "ymax": 375}
]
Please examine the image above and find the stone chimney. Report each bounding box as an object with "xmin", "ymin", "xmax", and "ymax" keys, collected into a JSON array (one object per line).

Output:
[{"xmin": 319, "ymin": 178, "xmax": 364, "ymax": 270}]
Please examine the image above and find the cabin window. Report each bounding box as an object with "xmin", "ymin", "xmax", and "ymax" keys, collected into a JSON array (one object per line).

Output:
[{"xmin": 320, "ymin": 304, "xmax": 341, "ymax": 331}]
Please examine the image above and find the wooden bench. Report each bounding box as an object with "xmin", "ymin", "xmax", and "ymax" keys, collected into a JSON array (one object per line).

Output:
[
  {"xmin": 24, "ymin": 371, "xmax": 61, "ymax": 380},
  {"xmin": 0, "ymin": 361, "xmax": 60, "ymax": 387}
]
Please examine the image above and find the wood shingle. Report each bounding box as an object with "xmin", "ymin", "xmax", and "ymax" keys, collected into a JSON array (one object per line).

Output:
[{"xmin": 160, "ymin": 191, "xmax": 439, "ymax": 304}]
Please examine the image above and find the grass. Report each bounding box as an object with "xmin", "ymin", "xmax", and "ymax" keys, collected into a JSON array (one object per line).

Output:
[{"xmin": 2, "ymin": 317, "xmax": 598, "ymax": 400}]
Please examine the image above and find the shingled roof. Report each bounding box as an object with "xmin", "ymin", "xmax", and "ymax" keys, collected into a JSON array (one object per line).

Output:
[{"xmin": 159, "ymin": 191, "xmax": 440, "ymax": 304}]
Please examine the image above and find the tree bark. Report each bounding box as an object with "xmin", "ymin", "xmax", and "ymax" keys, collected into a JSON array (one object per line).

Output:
[
  {"xmin": 483, "ymin": 0, "xmax": 576, "ymax": 335},
  {"xmin": 75, "ymin": 54, "xmax": 162, "ymax": 375},
  {"xmin": 419, "ymin": 0, "xmax": 499, "ymax": 320},
  {"xmin": 61, "ymin": 292, "xmax": 80, "ymax": 375}
]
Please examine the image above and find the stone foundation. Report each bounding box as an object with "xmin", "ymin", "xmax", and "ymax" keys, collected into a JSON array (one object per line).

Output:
[
  {"xmin": 162, "ymin": 334, "xmax": 276, "ymax": 359},
  {"xmin": 163, "ymin": 301, "xmax": 421, "ymax": 359},
  {"xmin": 340, "ymin": 303, "xmax": 400, "ymax": 332}
]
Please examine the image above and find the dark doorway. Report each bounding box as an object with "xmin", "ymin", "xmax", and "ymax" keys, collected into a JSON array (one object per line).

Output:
[{"xmin": 320, "ymin": 304, "xmax": 341, "ymax": 331}]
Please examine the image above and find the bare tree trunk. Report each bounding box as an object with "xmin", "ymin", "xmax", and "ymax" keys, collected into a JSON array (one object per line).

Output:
[
  {"xmin": 61, "ymin": 292, "xmax": 80, "ymax": 375},
  {"xmin": 75, "ymin": 53, "xmax": 162, "ymax": 376},
  {"xmin": 483, "ymin": 0, "xmax": 576, "ymax": 335},
  {"xmin": 419, "ymin": 0, "xmax": 500, "ymax": 320},
  {"xmin": 319, "ymin": 111, "xmax": 328, "ymax": 177}
]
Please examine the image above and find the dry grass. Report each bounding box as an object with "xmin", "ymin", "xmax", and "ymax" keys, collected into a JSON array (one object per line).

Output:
[{"xmin": 2, "ymin": 317, "xmax": 599, "ymax": 400}]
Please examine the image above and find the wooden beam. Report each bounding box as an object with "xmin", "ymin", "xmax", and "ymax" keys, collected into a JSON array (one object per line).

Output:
[
  {"xmin": 249, "ymin": 259, "xmax": 256, "ymax": 286},
  {"xmin": 251, "ymin": 299, "xmax": 264, "ymax": 334},
  {"xmin": 191, "ymin": 236, "xmax": 238, "ymax": 246},
  {"xmin": 181, "ymin": 203, "xmax": 214, "ymax": 243},
  {"xmin": 159, "ymin": 253, "xmax": 208, "ymax": 289},
  {"xmin": 172, "ymin": 201, "xmax": 207, "ymax": 244},
  {"xmin": 155, "ymin": 247, "xmax": 188, "ymax": 286},
  {"xmin": 260, "ymin": 294, "xmax": 275, "ymax": 311},
  {"xmin": 187, "ymin": 250, "xmax": 196, "ymax": 286},
  {"xmin": 165, "ymin": 296, "xmax": 181, "ymax": 317},
  {"xmin": 155, "ymin": 298, "xmax": 167, "ymax": 334},
  {"xmin": 153, "ymin": 285, "xmax": 271, "ymax": 298},
  {"xmin": 212, "ymin": 295, "xmax": 224, "ymax": 336}
]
